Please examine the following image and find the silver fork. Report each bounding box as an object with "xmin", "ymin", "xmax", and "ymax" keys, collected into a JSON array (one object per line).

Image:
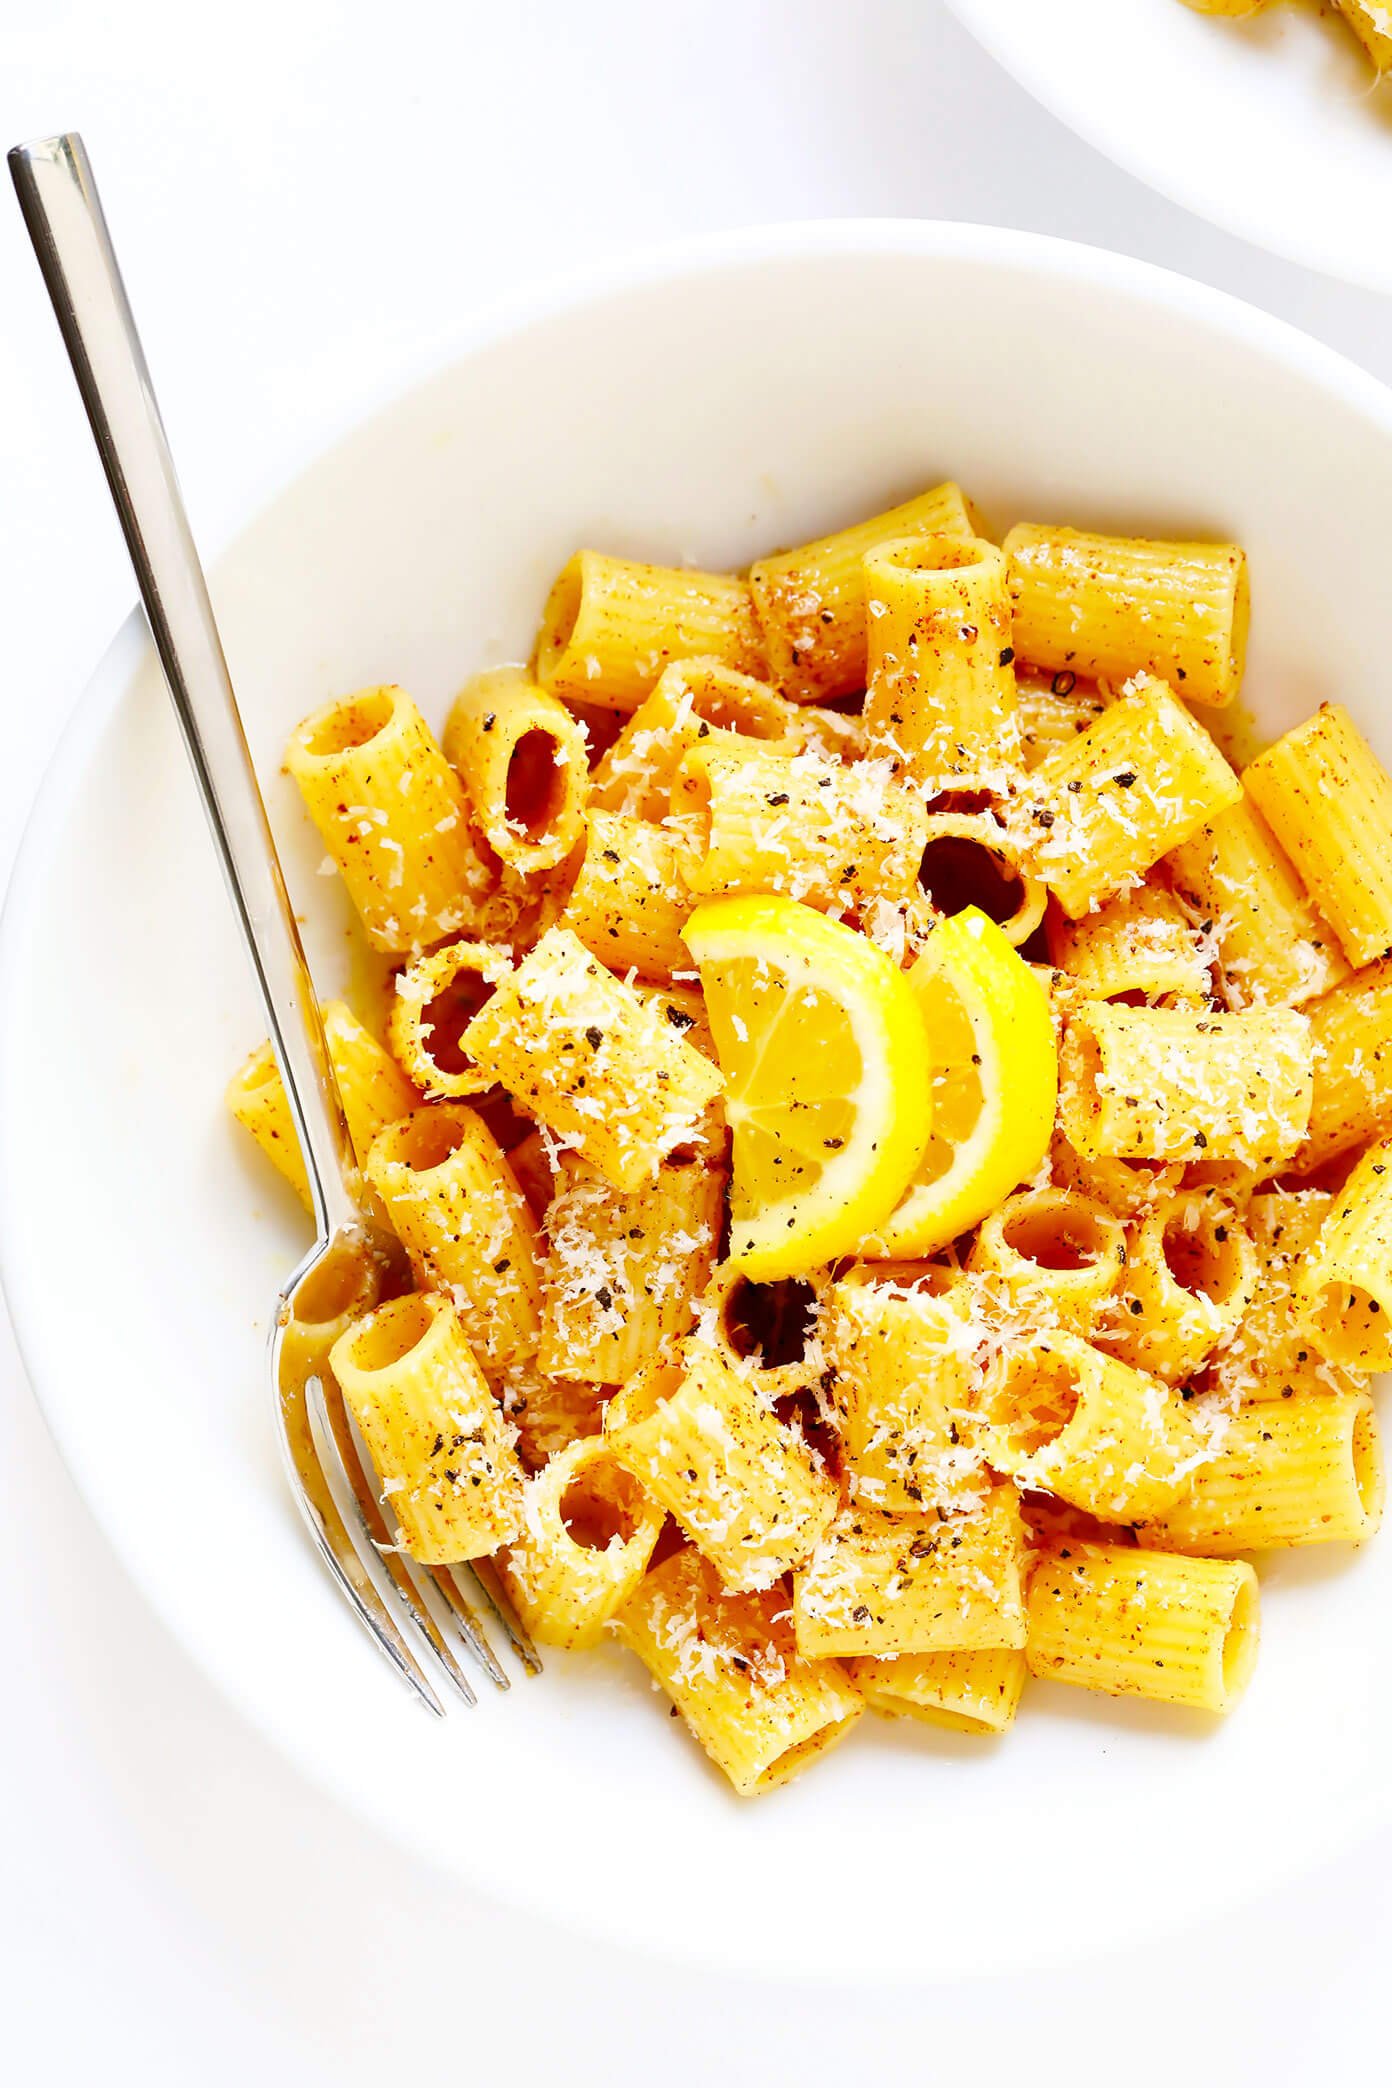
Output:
[{"xmin": 9, "ymin": 131, "xmax": 539, "ymax": 1713}]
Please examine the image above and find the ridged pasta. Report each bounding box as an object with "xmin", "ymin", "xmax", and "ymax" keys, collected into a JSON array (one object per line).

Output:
[
  {"xmin": 497, "ymin": 1436, "xmax": 665, "ymax": 1649},
  {"xmin": 539, "ymin": 1155, "xmax": 723, "ymax": 1384},
  {"xmin": 589, "ymin": 657, "xmax": 795, "ymax": 818},
  {"xmin": 536, "ymin": 551, "xmax": 764, "ymax": 711},
  {"xmin": 364, "ymin": 1103, "xmax": 543, "ymax": 1379},
  {"xmin": 558, "ymin": 810, "xmax": 696, "ymax": 981},
  {"xmin": 460, "ymin": 927, "xmax": 724, "ymax": 1192},
  {"xmin": 1244, "ymin": 704, "xmax": 1392, "ymax": 969},
  {"xmin": 968, "ymin": 1185, "xmax": 1127, "ymax": 1337},
  {"xmin": 387, "ymin": 941, "xmax": 512, "ymax": 1101},
  {"xmin": 1024, "ymin": 674, "xmax": 1241, "ymax": 919},
  {"xmin": 1059, "ymin": 1000, "xmax": 1313, "ymax": 1168},
  {"xmin": 1103, "ymin": 1189, "xmax": 1257, "ymax": 1383},
  {"xmin": 792, "ymin": 1488, "xmax": 1028, "ymax": 1659},
  {"xmin": 226, "ymin": 999, "xmax": 417, "ymax": 1207},
  {"xmin": 612, "ymin": 1547, "xmax": 864, "ymax": 1796},
  {"xmin": 1296, "ymin": 1139, "xmax": 1392, "ymax": 1371},
  {"xmin": 977, "ymin": 1329, "xmax": 1203, "ymax": 1522},
  {"xmin": 442, "ymin": 667, "xmax": 589, "ymax": 874},
  {"xmin": 285, "ymin": 685, "xmax": 490, "ymax": 951},
  {"xmin": 1049, "ymin": 883, "xmax": 1212, "ymax": 1007},
  {"xmin": 1004, "ymin": 525, "xmax": 1248, "ymax": 708},
  {"xmin": 607, "ymin": 1341, "xmax": 839, "ymax": 1592},
  {"xmin": 850, "ymin": 1647, "xmax": 1027, "ymax": 1734},
  {"xmin": 1026, "ymin": 1544, "xmax": 1258, "ymax": 1713},
  {"xmin": 329, "ymin": 1292, "xmax": 525, "ymax": 1563},
  {"xmin": 749, "ymin": 482, "xmax": 976, "ymax": 702},
  {"xmin": 677, "ymin": 741, "xmax": 928, "ymax": 914},
  {"xmin": 1139, "ymin": 1394, "xmax": 1383, "ymax": 1552},
  {"xmin": 1166, "ymin": 794, "xmax": 1348, "ymax": 1009},
  {"xmin": 862, "ymin": 533, "xmax": 1021, "ymax": 789}
]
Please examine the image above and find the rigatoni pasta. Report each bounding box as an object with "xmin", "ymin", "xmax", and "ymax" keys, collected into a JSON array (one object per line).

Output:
[
  {"xmin": 1024, "ymin": 674, "xmax": 1241, "ymax": 919},
  {"xmin": 1059, "ymin": 1000, "xmax": 1313, "ymax": 1168},
  {"xmin": 1166, "ymin": 795, "xmax": 1347, "ymax": 1009},
  {"xmin": 535, "ymin": 551, "xmax": 764, "ymax": 712},
  {"xmin": 247, "ymin": 479, "xmax": 1392, "ymax": 1793},
  {"xmin": 1004, "ymin": 524, "xmax": 1248, "ymax": 707},
  {"xmin": 749, "ymin": 481, "xmax": 975, "ymax": 702},
  {"xmin": 285, "ymin": 684, "xmax": 490, "ymax": 951},
  {"xmin": 442, "ymin": 667, "xmax": 588, "ymax": 874},
  {"xmin": 1244, "ymin": 705, "xmax": 1392, "ymax": 969},
  {"xmin": 1138, "ymin": 1395, "xmax": 1383, "ymax": 1553},
  {"xmin": 589, "ymin": 656, "xmax": 796, "ymax": 819},
  {"xmin": 460, "ymin": 926, "xmax": 724, "ymax": 1191},
  {"xmin": 227, "ymin": 999, "xmax": 417, "ymax": 1206},
  {"xmin": 329, "ymin": 1292, "xmax": 525, "ymax": 1563},
  {"xmin": 862, "ymin": 533, "xmax": 1021, "ymax": 789},
  {"xmin": 612, "ymin": 1547, "xmax": 864, "ymax": 1795},
  {"xmin": 1027, "ymin": 1545, "xmax": 1258, "ymax": 1714}
]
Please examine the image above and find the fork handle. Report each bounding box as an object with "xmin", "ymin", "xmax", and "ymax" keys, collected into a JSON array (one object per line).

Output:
[{"xmin": 10, "ymin": 132, "xmax": 363, "ymax": 1244}]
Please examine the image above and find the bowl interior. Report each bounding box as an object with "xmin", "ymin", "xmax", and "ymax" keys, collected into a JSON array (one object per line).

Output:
[
  {"xmin": 5, "ymin": 227, "xmax": 1391, "ymax": 1978},
  {"xmin": 946, "ymin": 0, "xmax": 1392, "ymax": 293}
]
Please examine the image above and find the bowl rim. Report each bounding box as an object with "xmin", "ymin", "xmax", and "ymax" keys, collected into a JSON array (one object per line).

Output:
[
  {"xmin": 5, "ymin": 215, "xmax": 1392, "ymax": 1968},
  {"xmin": 942, "ymin": 0, "xmax": 1392, "ymax": 294}
]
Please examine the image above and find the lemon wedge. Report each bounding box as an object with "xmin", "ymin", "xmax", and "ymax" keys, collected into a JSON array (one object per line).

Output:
[
  {"xmin": 861, "ymin": 906, "xmax": 1057, "ymax": 1258},
  {"xmin": 683, "ymin": 895, "xmax": 932, "ymax": 1279}
]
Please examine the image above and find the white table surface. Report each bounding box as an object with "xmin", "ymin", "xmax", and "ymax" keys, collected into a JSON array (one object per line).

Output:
[{"xmin": 4, "ymin": 3, "xmax": 1392, "ymax": 2078}]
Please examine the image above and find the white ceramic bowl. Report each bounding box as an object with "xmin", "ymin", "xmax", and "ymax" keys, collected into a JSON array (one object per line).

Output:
[
  {"xmin": 946, "ymin": 0, "xmax": 1392, "ymax": 292},
  {"xmin": 4, "ymin": 222, "xmax": 1392, "ymax": 1981}
]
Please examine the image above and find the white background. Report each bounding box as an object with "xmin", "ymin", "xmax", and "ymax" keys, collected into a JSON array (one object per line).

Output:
[{"xmin": 3, "ymin": 2, "xmax": 1392, "ymax": 2079}]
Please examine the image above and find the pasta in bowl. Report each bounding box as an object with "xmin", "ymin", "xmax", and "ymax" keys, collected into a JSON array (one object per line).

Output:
[
  {"xmin": 6, "ymin": 223, "xmax": 1392, "ymax": 1975},
  {"xmin": 227, "ymin": 491, "xmax": 1386, "ymax": 1790}
]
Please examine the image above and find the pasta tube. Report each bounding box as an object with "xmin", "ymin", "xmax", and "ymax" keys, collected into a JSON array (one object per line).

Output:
[
  {"xmin": 612, "ymin": 1547, "xmax": 863, "ymax": 1796},
  {"xmin": 977, "ymin": 1330, "xmax": 1203, "ymax": 1522},
  {"xmin": 607, "ymin": 1342, "xmax": 839, "ymax": 1592},
  {"xmin": 676, "ymin": 741, "xmax": 928, "ymax": 914},
  {"xmin": 535, "ymin": 551, "xmax": 764, "ymax": 711},
  {"xmin": 285, "ymin": 685, "xmax": 490, "ymax": 951},
  {"xmin": 968, "ymin": 1185, "xmax": 1127, "ymax": 1337},
  {"xmin": 1025, "ymin": 675, "xmax": 1241, "ymax": 918},
  {"xmin": 460, "ymin": 927, "xmax": 724, "ymax": 1192},
  {"xmin": 497, "ymin": 1437, "xmax": 665, "ymax": 1649},
  {"xmin": 849, "ymin": 1648, "xmax": 1026, "ymax": 1735},
  {"xmin": 749, "ymin": 481, "xmax": 976, "ymax": 702},
  {"xmin": 1016, "ymin": 671, "xmax": 1108, "ymax": 771},
  {"xmin": 1049, "ymin": 883, "xmax": 1212, "ymax": 1007},
  {"xmin": 1243, "ymin": 705, "xmax": 1392, "ymax": 968},
  {"xmin": 329, "ymin": 1292, "xmax": 525, "ymax": 1563},
  {"xmin": 1103, "ymin": 1190, "xmax": 1257, "ymax": 1383},
  {"xmin": 916, "ymin": 811, "xmax": 1047, "ymax": 949},
  {"xmin": 792, "ymin": 1488, "xmax": 1029, "ymax": 1659},
  {"xmin": 539, "ymin": 1155, "xmax": 724, "ymax": 1384},
  {"xmin": 1004, "ymin": 524, "xmax": 1248, "ymax": 708},
  {"xmin": 1026, "ymin": 1544, "xmax": 1258, "ymax": 1714},
  {"xmin": 589, "ymin": 657, "xmax": 795, "ymax": 818},
  {"xmin": 365, "ymin": 1103, "xmax": 543, "ymax": 1378},
  {"xmin": 1139, "ymin": 1394, "xmax": 1382, "ymax": 1552},
  {"xmin": 1297, "ymin": 1139, "xmax": 1392, "ymax": 1370},
  {"xmin": 226, "ymin": 999, "xmax": 417, "ymax": 1208},
  {"xmin": 862, "ymin": 534, "xmax": 1021, "ymax": 789},
  {"xmin": 558, "ymin": 811, "xmax": 697, "ymax": 981},
  {"xmin": 1294, "ymin": 957, "xmax": 1392, "ymax": 1174},
  {"xmin": 1210, "ymin": 1191, "xmax": 1364, "ymax": 1403},
  {"xmin": 1059, "ymin": 1001, "xmax": 1313, "ymax": 1168},
  {"xmin": 1166, "ymin": 795, "xmax": 1347, "ymax": 1009},
  {"xmin": 442, "ymin": 667, "xmax": 588, "ymax": 873},
  {"xmin": 387, "ymin": 940, "xmax": 512, "ymax": 1101},
  {"xmin": 823, "ymin": 1266, "xmax": 977, "ymax": 1512}
]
